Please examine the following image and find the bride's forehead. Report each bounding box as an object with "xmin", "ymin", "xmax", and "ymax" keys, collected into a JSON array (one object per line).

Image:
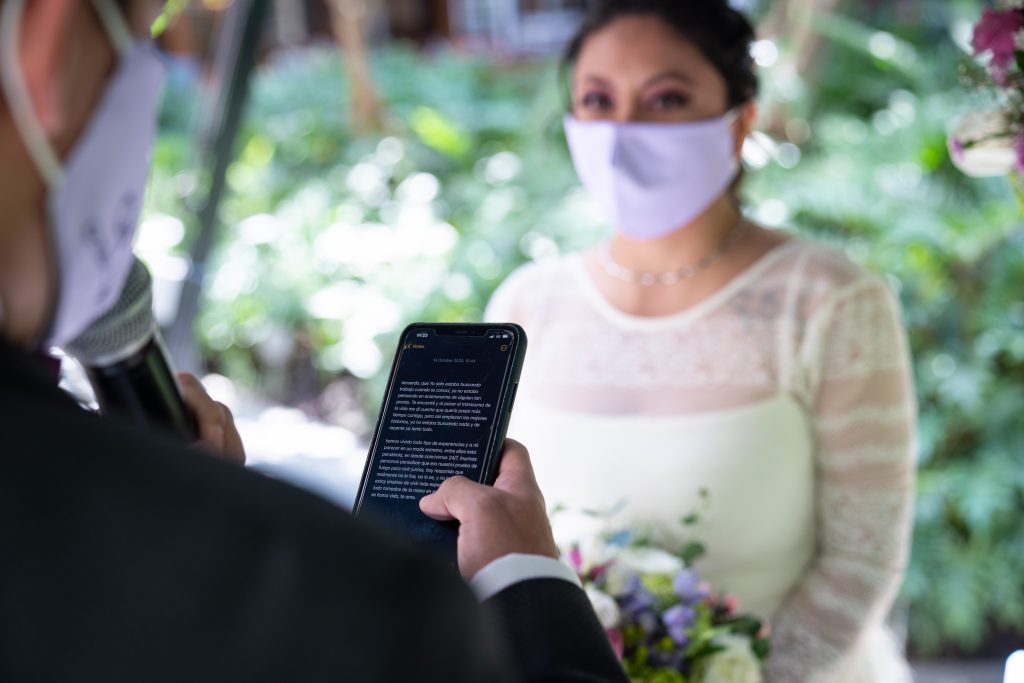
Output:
[{"xmin": 574, "ymin": 16, "xmax": 722, "ymax": 86}]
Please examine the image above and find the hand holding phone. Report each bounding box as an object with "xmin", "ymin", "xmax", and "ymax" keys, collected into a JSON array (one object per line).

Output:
[
  {"xmin": 354, "ymin": 323, "xmax": 527, "ymax": 561},
  {"xmin": 420, "ymin": 438, "xmax": 558, "ymax": 579}
]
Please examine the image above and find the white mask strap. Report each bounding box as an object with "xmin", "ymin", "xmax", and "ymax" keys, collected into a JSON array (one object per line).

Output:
[
  {"xmin": 0, "ymin": 0, "xmax": 63, "ymax": 185},
  {"xmin": 92, "ymin": 0, "xmax": 135, "ymax": 57},
  {"xmin": 0, "ymin": 0, "xmax": 135, "ymax": 188}
]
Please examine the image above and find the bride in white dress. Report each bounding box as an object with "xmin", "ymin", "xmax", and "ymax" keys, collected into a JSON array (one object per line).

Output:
[{"xmin": 486, "ymin": 2, "xmax": 916, "ymax": 681}]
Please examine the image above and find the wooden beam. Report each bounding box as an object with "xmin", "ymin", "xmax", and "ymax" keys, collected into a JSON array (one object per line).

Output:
[{"xmin": 327, "ymin": 0, "xmax": 385, "ymax": 133}]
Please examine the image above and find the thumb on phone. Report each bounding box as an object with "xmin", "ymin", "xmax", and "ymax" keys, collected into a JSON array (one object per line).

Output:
[{"xmin": 420, "ymin": 475, "xmax": 486, "ymax": 522}]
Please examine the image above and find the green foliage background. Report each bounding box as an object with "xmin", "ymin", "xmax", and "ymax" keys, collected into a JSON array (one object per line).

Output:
[{"xmin": 145, "ymin": 0, "xmax": 1022, "ymax": 655}]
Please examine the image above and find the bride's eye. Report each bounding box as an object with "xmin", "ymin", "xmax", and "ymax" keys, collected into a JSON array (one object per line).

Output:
[
  {"xmin": 648, "ymin": 91, "xmax": 690, "ymax": 111},
  {"xmin": 579, "ymin": 91, "xmax": 614, "ymax": 112}
]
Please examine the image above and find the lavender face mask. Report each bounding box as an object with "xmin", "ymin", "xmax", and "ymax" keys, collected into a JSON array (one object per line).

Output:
[{"xmin": 564, "ymin": 112, "xmax": 740, "ymax": 241}]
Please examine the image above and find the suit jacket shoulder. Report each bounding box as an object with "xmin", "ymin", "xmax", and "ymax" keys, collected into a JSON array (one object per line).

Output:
[
  {"xmin": 0, "ymin": 343, "xmax": 504, "ymax": 682},
  {"xmin": 0, "ymin": 341, "xmax": 625, "ymax": 683}
]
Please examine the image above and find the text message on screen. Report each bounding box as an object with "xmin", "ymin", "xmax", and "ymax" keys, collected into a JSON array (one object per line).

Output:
[{"xmin": 357, "ymin": 326, "xmax": 519, "ymax": 552}]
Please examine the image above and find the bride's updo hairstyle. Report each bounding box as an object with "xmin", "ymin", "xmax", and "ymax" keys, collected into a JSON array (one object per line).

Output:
[{"xmin": 562, "ymin": 0, "xmax": 760, "ymax": 109}]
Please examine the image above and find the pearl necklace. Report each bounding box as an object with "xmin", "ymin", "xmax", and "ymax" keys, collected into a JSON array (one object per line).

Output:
[{"xmin": 600, "ymin": 219, "xmax": 750, "ymax": 287}]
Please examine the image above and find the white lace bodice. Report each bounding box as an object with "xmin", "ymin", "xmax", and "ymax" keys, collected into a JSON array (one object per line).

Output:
[{"xmin": 486, "ymin": 239, "xmax": 916, "ymax": 683}]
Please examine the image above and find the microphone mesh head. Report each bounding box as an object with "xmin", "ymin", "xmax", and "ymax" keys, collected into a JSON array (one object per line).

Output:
[{"xmin": 65, "ymin": 258, "xmax": 156, "ymax": 366}]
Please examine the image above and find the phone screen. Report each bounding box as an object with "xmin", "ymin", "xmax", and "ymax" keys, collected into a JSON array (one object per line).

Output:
[{"xmin": 355, "ymin": 324, "xmax": 524, "ymax": 556}]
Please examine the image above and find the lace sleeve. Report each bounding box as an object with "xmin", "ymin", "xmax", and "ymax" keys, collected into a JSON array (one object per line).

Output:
[{"xmin": 766, "ymin": 276, "xmax": 916, "ymax": 682}]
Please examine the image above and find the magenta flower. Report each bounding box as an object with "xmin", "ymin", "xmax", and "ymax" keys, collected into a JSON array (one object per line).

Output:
[
  {"xmin": 569, "ymin": 545, "xmax": 583, "ymax": 574},
  {"xmin": 722, "ymin": 595, "xmax": 740, "ymax": 616},
  {"xmin": 1017, "ymin": 136, "xmax": 1024, "ymax": 175},
  {"xmin": 606, "ymin": 628, "xmax": 624, "ymax": 660},
  {"xmin": 948, "ymin": 136, "xmax": 965, "ymax": 163},
  {"xmin": 972, "ymin": 9, "xmax": 1024, "ymax": 67},
  {"xmin": 587, "ymin": 561, "xmax": 613, "ymax": 584}
]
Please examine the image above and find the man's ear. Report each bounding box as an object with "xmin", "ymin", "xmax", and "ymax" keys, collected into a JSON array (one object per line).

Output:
[
  {"xmin": 18, "ymin": 0, "xmax": 80, "ymax": 136},
  {"xmin": 732, "ymin": 101, "xmax": 758, "ymax": 158}
]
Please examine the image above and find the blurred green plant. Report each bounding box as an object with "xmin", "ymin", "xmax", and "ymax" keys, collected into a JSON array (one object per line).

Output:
[
  {"xmin": 144, "ymin": 0, "xmax": 1022, "ymax": 655},
  {"xmin": 144, "ymin": 46, "xmax": 602, "ymax": 427},
  {"xmin": 151, "ymin": 0, "xmax": 188, "ymax": 38}
]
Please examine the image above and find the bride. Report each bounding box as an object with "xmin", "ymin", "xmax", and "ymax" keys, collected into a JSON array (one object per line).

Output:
[{"xmin": 486, "ymin": 1, "xmax": 916, "ymax": 681}]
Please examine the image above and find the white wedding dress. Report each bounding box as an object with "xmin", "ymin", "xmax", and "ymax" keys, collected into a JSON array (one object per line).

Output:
[{"xmin": 486, "ymin": 239, "xmax": 916, "ymax": 683}]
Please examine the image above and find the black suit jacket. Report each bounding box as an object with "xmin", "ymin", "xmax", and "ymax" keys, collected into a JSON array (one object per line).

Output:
[{"xmin": 0, "ymin": 340, "xmax": 626, "ymax": 683}]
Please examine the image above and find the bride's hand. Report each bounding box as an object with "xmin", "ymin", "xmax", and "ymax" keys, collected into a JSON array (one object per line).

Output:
[{"xmin": 419, "ymin": 439, "xmax": 557, "ymax": 580}]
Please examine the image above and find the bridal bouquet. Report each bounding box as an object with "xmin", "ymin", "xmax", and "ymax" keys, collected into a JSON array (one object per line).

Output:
[
  {"xmin": 561, "ymin": 516, "xmax": 770, "ymax": 683},
  {"xmin": 948, "ymin": 3, "xmax": 1024, "ymax": 182}
]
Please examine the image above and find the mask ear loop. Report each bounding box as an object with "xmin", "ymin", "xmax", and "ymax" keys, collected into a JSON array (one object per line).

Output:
[
  {"xmin": 0, "ymin": 0, "xmax": 134, "ymax": 190},
  {"xmin": 0, "ymin": 0, "xmax": 64, "ymax": 187},
  {"xmin": 724, "ymin": 104, "xmax": 754, "ymax": 211},
  {"xmin": 723, "ymin": 107, "xmax": 743, "ymax": 126},
  {"xmin": 92, "ymin": 0, "xmax": 134, "ymax": 57}
]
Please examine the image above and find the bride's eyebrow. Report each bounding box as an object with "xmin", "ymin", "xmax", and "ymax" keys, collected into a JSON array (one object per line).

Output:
[
  {"xmin": 642, "ymin": 70, "xmax": 695, "ymax": 88},
  {"xmin": 576, "ymin": 74, "xmax": 614, "ymax": 89}
]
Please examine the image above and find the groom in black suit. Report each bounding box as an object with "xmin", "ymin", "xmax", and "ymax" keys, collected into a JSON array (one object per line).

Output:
[{"xmin": 0, "ymin": 1, "xmax": 626, "ymax": 681}]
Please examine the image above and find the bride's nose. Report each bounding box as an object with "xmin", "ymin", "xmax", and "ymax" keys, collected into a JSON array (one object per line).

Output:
[{"xmin": 613, "ymin": 94, "xmax": 654, "ymax": 124}]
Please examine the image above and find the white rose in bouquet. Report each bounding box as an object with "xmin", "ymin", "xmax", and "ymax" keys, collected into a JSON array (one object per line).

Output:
[
  {"xmin": 617, "ymin": 546, "xmax": 685, "ymax": 575},
  {"xmin": 552, "ymin": 510, "xmax": 618, "ymax": 566},
  {"xmin": 584, "ymin": 585, "xmax": 622, "ymax": 630},
  {"xmin": 701, "ymin": 634, "xmax": 764, "ymax": 683},
  {"xmin": 600, "ymin": 561, "xmax": 636, "ymax": 598},
  {"xmin": 600, "ymin": 546, "xmax": 685, "ymax": 598},
  {"xmin": 948, "ymin": 109, "xmax": 1019, "ymax": 177}
]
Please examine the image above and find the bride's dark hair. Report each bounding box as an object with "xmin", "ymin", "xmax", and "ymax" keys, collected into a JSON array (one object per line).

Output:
[{"xmin": 562, "ymin": 0, "xmax": 760, "ymax": 108}]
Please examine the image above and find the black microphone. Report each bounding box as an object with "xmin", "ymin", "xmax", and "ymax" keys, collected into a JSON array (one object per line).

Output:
[{"xmin": 65, "ymin": 258, "xmax": 198, "ymax": 440}]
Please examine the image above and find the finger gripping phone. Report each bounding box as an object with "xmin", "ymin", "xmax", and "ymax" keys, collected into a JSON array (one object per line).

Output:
[{"xmin": 354, "ymin": 323, "xmax": 527, "ymax": 560}]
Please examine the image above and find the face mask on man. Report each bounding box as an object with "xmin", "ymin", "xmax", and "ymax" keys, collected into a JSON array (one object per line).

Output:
[
  {"xmin": 564, "ymin": 110, "xmax": 742, "ymax": 241},
  {"xmin": 0, "ymin": 0, "xmax": 167, "ymax": 348}
]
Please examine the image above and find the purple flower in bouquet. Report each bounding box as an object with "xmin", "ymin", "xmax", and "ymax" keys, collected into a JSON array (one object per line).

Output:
[
  {"xmin": 637, "ymin": 610, "xmax": 660, "ymax": 634},
  {"xmin": 1017, "ymin": 136, "xmax": 1024, "ymax": 174},
  {"xmin": 673, "ymin": 568, "xmax": 710, "ymax": 605},
  {"xmin": 972, "ymin": 8, "xmax": 1024, "ymax": 69},
  {"xmin": 647, "ymin": 647, "xmax": 685, "ymax": 672},
  {"xmin": 662, "ymin": 604, "xmax": 697, "ymax": 646},
  {"xmin": 618, "ymin": 575, "xmax": 652, "ymax": 613},
  {"xmin": 616, "ymin": 575, "xmax": 661, "ymax": 632}
]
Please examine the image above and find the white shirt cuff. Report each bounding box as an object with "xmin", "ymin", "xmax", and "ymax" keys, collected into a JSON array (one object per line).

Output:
[{"xmin": 469, "ymin": 553, "xmax": 581, "ymax": 602}]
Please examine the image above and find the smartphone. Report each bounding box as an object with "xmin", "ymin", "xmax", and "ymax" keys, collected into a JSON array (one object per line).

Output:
[{"xmin": 354, "ymin": 322, "xmax": 527, "ymax": 560}]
